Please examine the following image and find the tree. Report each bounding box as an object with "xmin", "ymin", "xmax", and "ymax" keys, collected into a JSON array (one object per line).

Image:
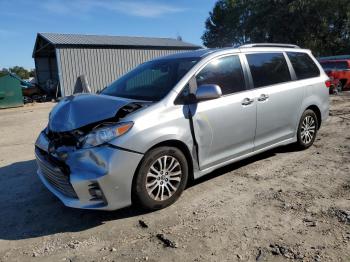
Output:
[
  {"xmin": 0, "ymin": 67, "xmax": 35, "ymax": 79},
  {"xmin": 9, "ymin": 66, "xmax": 31, "ymax": 79},
  {"xmin": 202, "ymin": 0, "xmax": 350, "ymax": 56},
  {"xmin": 0, "ymin": 68, "xmax": 9, "ymax": 77},
  {"xmin": 29, "ymin": 69, "xmax": 36, "ymax": 78}
]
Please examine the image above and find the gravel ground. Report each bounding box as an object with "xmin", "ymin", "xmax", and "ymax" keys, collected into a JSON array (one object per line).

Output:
[{"xmin": 0, "ymin": 93, "xmax": 349, "ymax": 262}]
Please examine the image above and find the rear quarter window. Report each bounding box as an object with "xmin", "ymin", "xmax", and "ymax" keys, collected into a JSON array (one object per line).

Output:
[{"xmin": 287, "ymin": 52, "xmax": 320, "ymax": 80}]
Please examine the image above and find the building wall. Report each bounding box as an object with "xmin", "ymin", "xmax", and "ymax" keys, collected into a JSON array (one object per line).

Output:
[{"xmin": 57, "ymin": 47, "xmax": 187, "ymax": 96}]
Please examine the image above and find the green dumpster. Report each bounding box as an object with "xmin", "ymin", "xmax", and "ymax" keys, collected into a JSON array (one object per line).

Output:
[{"xmin": 0, "ymin": 74, "xmax": 23, "ymax": 109}]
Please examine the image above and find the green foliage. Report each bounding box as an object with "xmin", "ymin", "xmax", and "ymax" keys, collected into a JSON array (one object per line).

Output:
[
  {"xmin": 202, "ymin": 0, "xmax": 350, "ymax": 56},
  {"xmin": 29, "ymin": 69, "xmax": 35, "ymax": 78},
  {"xmin": 0, "ymin": 67, "xmax": 35, "ymax": 79},
  {"xmin": 9, "ymin": 66, "xmax": 30, "ymax": 79},
  {"xmin": 0, "ymin": 70, "xmax": 7, "ymax": 77},
  {"xmin": 0, "ymin": 69, "xmax": 8, "ymax": 77}
]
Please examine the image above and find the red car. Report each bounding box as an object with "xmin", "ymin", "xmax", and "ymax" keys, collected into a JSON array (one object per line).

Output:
[
  {"xmin": 327, "ymin": 76, "xmax": 341, "ymax": 94},
  {"xmin": 319, "ymin": 59, "xmax": 350, "ymax": 91}
]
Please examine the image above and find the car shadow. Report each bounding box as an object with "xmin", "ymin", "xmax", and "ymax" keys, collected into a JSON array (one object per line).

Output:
[
  {"xmin": 0, "ymin": 144, "xmax": 298, "ymax": 241},
  {"xmin": 0, "ymin": 159, "xmax": 148, "ymax": 240}
]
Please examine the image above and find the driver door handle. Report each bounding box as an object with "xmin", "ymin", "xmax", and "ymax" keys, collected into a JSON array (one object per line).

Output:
[
  {"xmin": 257, "ymin": 94, "xmax": 269, "ymax": 102},
  {"xmin": 241, "ymin": 97, "xmax": 254, "ymax": 106}
]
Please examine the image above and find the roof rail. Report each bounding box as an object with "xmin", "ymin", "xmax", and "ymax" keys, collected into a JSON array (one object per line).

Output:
[{"xmin": 240, "ymin": 43, "xmax": 300, "ymax": 49}]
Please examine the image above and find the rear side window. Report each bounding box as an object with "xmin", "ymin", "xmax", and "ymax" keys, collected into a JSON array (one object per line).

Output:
[
  {"xmin": 246, "ymin": 53, "xmax": 291, "ymax": 88},
  {"xmin": 287, "ymin": 52, "xmax": 320, "ymax": 79},
  {"xmin": 196, "ymin": 55, "xmax": 245, "ymax": 95}
]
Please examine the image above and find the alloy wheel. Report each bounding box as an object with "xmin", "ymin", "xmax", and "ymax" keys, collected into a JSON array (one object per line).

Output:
[
  {"xmin": 301, "ymin": 115, "xmax": 316, "ymax": 144},
  {"xmin": 146, "ymin": 155, "xmax": 182, "ymax": 201}
]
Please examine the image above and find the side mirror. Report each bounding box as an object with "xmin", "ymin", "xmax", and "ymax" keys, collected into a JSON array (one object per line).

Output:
[{"xmin": 195, "ymin": 84, "xmax": 222, "ymax": 102}]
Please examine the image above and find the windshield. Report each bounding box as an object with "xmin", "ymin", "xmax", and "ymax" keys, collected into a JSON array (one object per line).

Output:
[{"xmin": 102, "ymin": 57, "xmax": 200, "ymax": 101}]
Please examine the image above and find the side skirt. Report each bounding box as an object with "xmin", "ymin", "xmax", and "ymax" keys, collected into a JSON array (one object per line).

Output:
[{"xmin": 193, "ymin": 137, "xmax": 296, "ymax": 179}]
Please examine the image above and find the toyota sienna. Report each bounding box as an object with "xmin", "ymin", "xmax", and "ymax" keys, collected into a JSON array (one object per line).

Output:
[{"xmin": 35, "ymin": 44, "xmax": 329, "ymax": 211}]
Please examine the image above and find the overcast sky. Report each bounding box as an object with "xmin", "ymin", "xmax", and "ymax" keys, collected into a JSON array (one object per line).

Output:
[{"xmin": 0, "ymin": 0, "xmax": 216, "ymax": 69}]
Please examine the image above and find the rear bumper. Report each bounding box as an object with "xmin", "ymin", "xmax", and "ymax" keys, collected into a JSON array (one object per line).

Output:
[{"xmin": 35, "ymin": 131, "xmax": 143, "ymax": 211}]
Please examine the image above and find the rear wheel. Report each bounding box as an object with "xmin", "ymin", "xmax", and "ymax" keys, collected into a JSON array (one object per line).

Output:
[
  {"xmin": 296, "ymin": 109, "xmax": 318, "ymax": 149},
  {"xmin": 336, "ymin": 82, "xmax": 343, "ymax": 93},
  {"xmin": 132, "ymin": 146, "xmax": 188, "ymax": 210}
]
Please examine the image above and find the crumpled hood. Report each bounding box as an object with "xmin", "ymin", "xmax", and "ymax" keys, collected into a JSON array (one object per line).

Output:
[{"xmin": 48, "ymin": 94, "xmax": 134, "ymax": 132}]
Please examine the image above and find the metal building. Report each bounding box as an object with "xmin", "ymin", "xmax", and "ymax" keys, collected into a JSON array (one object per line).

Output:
[{"xmin": 32, "ymin": 33, "xmax": 201, "ymax": 97}]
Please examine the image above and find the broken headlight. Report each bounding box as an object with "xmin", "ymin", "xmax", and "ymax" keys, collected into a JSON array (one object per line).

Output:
[{"xmin": 81, "ymin": 122, "xmax": 133, "ymax": 148}]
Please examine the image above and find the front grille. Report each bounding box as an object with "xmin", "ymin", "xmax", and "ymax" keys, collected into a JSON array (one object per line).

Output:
[{"xmin": 35, "ymin": 148, "xmax": 78, "ymax": 199}]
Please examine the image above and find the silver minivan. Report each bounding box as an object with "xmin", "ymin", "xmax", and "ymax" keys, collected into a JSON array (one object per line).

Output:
[{"xmin": 35, "ymin": 44, "xmax": 329, "ymax": 211}]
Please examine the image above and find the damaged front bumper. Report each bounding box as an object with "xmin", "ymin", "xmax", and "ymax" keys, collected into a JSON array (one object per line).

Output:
[{"xmin": 35, "ymin": 131, "xmax": 143, "ymax": 211}]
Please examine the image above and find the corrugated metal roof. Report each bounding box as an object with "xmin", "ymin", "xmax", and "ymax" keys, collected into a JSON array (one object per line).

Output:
[{"xmin": 38, "ymin": 33, "xmax": 201, "ymax": 49}]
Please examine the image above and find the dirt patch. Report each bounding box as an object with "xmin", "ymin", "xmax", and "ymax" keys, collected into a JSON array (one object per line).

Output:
[{"xmin": 0, "ymin": 94, "xmax": 350, "ymax": 261}]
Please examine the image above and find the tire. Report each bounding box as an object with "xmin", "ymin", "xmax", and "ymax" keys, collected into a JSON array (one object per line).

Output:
[
  {"xmin": 23, "ymin": 96, "xmax": 33, "ymax": 104},
  {"xmin": 336, "ymin": 82, "xmax": 343, "ymax": 93},
  {"xmin": 31, "ymin": 94, "xmax": 41, "ymax": 102},
  {"xmin": 296, "ymin": 109, "xmax": 318, "ymax": 149},
  {"xmin": 132, "ymin": 146, "xmax": 188, "ymax": 210}
]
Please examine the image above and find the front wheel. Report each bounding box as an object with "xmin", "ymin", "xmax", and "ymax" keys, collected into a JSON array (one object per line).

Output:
[
  {"xmin": 296, "ymin": 109, "xmax": 318, "ymax": 149},
  {"xmin": 132, "ymin": 146, "xmax": 188, "ymax": 210}
]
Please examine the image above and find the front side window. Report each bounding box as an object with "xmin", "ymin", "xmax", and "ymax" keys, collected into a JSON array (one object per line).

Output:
[
  {"xmin": 102, "ymin": 58, "xmax": 199, "ymax": 101},
  {"xmin": 246, "ymin": 53, "xmax": 291, "ymax": 88},
  {"xmin": 287, "ymin": 52, "xmax": 320, "ymax": 79},
  {"xmin": 196, "ymin": 55, "xmax": 245, "ymax": 95}
]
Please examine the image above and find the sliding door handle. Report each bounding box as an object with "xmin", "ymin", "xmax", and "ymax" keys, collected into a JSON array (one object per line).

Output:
[
  {"xmin": 257, "ymin": 94, "xmax": 269, "ymax": 102},
  {"xmin": 241, "ymin": 98, "xmax": 254, "ymax": 105}
]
